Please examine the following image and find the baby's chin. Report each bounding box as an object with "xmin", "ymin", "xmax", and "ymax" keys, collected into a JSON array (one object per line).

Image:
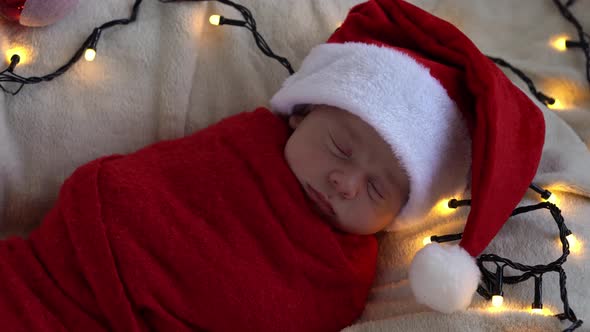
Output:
[
  {"xmin": 305, "ymin": 195, "xmax": 339, "ymax": 226},
  {"xmin": 327, "ymin": 214, "xmax": 387, "ymax": 235},
  {"xmin": 314, "ymin": 209, "xmax": 379, "ymax": 235}
]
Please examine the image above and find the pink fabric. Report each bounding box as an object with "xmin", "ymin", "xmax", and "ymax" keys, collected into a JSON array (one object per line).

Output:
[
  {"xmin": 0, "ymin": 108, "xmax": 378, "ymax": 331},
  {"xmin": 19, "ymin": 0, "xmax": 78, "ymax": 27}
]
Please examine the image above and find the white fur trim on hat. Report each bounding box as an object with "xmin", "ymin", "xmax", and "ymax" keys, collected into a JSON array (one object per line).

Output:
[
  {"xmin": 409, "ymin": 243, "xmax": 480, "ymax": 313},
  {"xmin": 270, "ymin": 43, "xmax": 471, "ymax": 231}
]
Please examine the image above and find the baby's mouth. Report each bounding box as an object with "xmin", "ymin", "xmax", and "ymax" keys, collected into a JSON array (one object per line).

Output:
[{"xmin": 305, "ymin": 184, "xmax": 336, "ymax": 218}]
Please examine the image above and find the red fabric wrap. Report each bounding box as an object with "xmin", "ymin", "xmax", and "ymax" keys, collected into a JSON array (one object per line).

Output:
[{"xmin": 0, "ymin": 108, "xmax": 377, "ymax": 332}]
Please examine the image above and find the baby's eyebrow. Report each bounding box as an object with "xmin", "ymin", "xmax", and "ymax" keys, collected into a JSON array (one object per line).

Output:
[
  {"xmin": 345, "ymin": 121, "xmax": 400, "ymax": 196},
  {"xmin": 384, "ymin": 168, "xmax": 398, "ymax": 195},
  {"xmin": 342, "ymin": 121, "xmax": 361, "ymax": 143}
]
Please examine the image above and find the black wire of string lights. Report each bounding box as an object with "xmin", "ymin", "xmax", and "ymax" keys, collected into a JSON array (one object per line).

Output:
[
  {"xmin": 553, "ymin": 0, "xmax": 589, "ymax": 86},
  {"xmin": 486, "ymin": 56, "xmax": 557, "ymax": 106},
  {"xmin": 0, "ymin": 0, "xmax": 293, "ymax": 96},
  {"xmin": 425, "ymin": 183, "xmax": 583, "ymax": 332},
  {"xmin": 159, "ymin": 0, "xmax": 294, "ymax": 75},
  {"xmin": 0, "ymin": 0, "xmax": 586, "ymax": 100},
  {"xmin": 485, "ymin": 0, "xmax": 589, "ymax": 107},
  {"xmin": 0, "ymin": 0, "xmax": 144, "ymax": 95}
]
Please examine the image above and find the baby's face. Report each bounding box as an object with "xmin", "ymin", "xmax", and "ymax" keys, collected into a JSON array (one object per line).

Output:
[{"xmin": 285, "ymin": 105, "xmax": 410, "ymax": 235}]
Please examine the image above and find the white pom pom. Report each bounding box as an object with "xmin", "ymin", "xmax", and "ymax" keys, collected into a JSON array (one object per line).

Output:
[{"xmin": 409, "ymin": 243, "xmax": 480, "ymax": 313}]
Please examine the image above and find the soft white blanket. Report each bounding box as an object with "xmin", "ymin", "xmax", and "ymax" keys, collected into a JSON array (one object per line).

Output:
[{"xmin": 1, "ymin": 0, "xmax": 589, "ymax": 331}]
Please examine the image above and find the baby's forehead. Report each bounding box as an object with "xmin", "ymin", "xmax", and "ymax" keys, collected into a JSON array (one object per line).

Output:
[{"xmin": 327, "ymin": 110, "xmax": 372, "ymax": 141}]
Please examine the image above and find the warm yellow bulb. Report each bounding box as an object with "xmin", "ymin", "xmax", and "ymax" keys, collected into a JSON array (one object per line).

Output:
[
  {"xmin": 556, "ymin": 233, "xmax": 583, "ymax": 255},
  {"xmin": 546, "ymin": 193, "xmax": 559, "ymax": 205},
  {"xmin": 6, "ymin": 46, "xmax": 29, "ymax": 65},
  {"xmin": 549, "ymin": 35, "xmax": 571, "ymax": 51},
  {"xmin": 491, "ymin": 295, "xmax": 504, "ymax": 308},
  {"xmin": 531, "ymin": 308, "xmax": 543, "ymax": 314},
  {"xmin": 433, "ymin": 198, "xmax": 455, "ymax": 216},
  {"xmin": 566, "ymin": 233, "xmax": 582, "ymax": 254},
  {"xmin": 84, "ymin": 48, "xmax": 96, "ymax": 62},
  {"xmin": 547, "ymin": 98, "xmax": 566, "ymax": 111},
  {"xmin": 422, "ymin": 236, "xmax": 432, "ymax": 246},
  {"xmin": 209, "ymin": 14, "xmax": 221, "ymax": 26},
  {"xmin": 551, "ymin": 36, "xmax": 568, "ymax": 51},
  {"xmin": 566, "ymin": 233, "xmax": 575, "ymax": 243}
]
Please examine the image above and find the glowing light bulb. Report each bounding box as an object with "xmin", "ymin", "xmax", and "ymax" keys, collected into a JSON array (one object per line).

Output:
[
  {"xmin": 566, "ymin": 233, "xmax": 575, "ymax": 243},
  {"xmin": 531, "ymin": 308, "xmax": 543, "ymax": 314},
  {"xmin": 550, "ymin": 35, "xmax": 569, "ymax": 51},
  {"xmin": 84, "ymin": 48, "xmax": 96, "ymax": 62},
  {"xmin": 422, "ymin": 236, "xmax": 432, "ymax": 246},
  {"xmin": 546, "ymin": 193, "xmax": 559, "ymax": 205},
  {"xmin": 5, "ymin": 46, "xmax": 29, "ymax": 65},
  {"xmin": 547, "ymin": 98, "xmax": 565, "ymax": 111},
  {"xmin": 433, "ymin": 198, "xmax": 455, "ymax": 215},
  {"xmin": 209, "ymin": 14, "xmax": 221, "ymax": 26},
  {"xmin": 567, "ymin": 233, "xmax": 582, "ymax": 253},
  {"xmin": 491, "ymin": 295, "xmax": 504, "ymax": 308}
]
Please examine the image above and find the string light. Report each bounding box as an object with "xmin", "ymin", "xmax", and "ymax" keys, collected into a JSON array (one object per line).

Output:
[
  {"xmin": 447, "ymin": 198, "xmax": 472, "ymax": 209},
  {"xmin": 487, "ymin": 56, "xmax": 556, "ymax": 106},
  {"xmin": 423, "ymin": 233, "xmax": 463, "ymax": 246},
  {"xmin": 551, "ymin": 35, "xmax": 570, "ymax": 51},
  {"xmin": 547, "ymin": 193, "xmax": 560, "ymax": 205},
  {"xmin": 552, "ymin": 0, "xmax": 589, "ymax": 86},
  {"xmin": 5, "ymin": 46, "xmax": 28, "ymax": 65},
  {"xmin": 432, "ymin": 197, "xmax": 459, "ymax": 215},
  {"xmin": 566, "ymin": 231, "xmax": 575, "ymax": 245},
  {"xmin": 491, "ymin": 294, "xmax": 504, "ymax": 308},
  {"xmin": 160, "ymin": 0, "xmax": 293, "ymax": 74},
  {"xmin": 547, "ymin": 98, "xmax": 566, "ymax": 111},
  {"xmin": 0, "ymin": 0, "xmax": 143, "ymax": 95},
  {"xmin": 487, "ymin": 2, "xmax": 589, "ymax": 111},
  {"xmin": 426, "ymin": 183, "xmax": 583, "ymax": 330},
  {"xmin": 491, "ymin": 265, "xmax": 505, "ymax": 308},
  {"xmin": 564, "ymin": 229, "xmax": 583, "ymax": 255},
  {"xmin": 0, "ymin": 0, "xmax": 584, "ymax": 100},
  {"xmin": 84, "ymin": 29, "xmax": 101, "ymax": 62},
  {"xmin": 209, "ymin": 14, "xmax": 221, "ymax": 26},
  {"xmin": 529, "ymin": 183, "xmax": 552, "ymax": 200},
  {"xmin": 550, "ymin": 37, "xmax": 568, "ymax": 52},
  {"xmin": 7, "ymin": 54, "xmax": 20, "ymax": 72},
  {"xmin": 529, "ymin": 183, "xmax": 560, "ymax": 204},
  {"xmin": 84, "ymin": 49, "xmax": 96, "ymax": 62},
  {"xmin": 565, "ymin": 40, "xmax": 586, "ymax": 49},
  {"xmin": 0, "ymin": 0, "xmax": 294, "ymax": 95},
  {"xmin": 531, "ymin": 275, "xmax": 543, "ymax": 314},
  {"xmin": 207, "ymin": 14, "xmax": 246, "ymax": 27}
]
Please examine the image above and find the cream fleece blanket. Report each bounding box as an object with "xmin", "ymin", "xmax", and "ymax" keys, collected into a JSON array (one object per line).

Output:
[{"xmin": 1, "ymin": 0, "xmax": 589, "ymax": 331}]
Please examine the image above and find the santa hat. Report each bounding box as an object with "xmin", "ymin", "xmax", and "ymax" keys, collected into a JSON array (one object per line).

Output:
[{"xmin": 270, "ymin": 0, "xmax": 545, "ymax": 313}]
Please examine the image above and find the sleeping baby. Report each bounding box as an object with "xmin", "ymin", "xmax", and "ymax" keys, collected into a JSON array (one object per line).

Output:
[{"xmin": 0, "ymin": 0, "xmax": 545, "ymax": 331}]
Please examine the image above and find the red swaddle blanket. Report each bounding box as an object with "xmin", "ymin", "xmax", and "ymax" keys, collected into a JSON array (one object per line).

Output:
[{"xmin": 0, "ymin": 108, "xmax": 378, "ymax": 331}]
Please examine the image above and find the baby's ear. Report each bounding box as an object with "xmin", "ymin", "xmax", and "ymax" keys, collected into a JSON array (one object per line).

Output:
[
  {"xmin": 288, "ymin": 114, "xmax": 305, "ymax": 129},
  {"xmin": 288, "ymin": 104, "xmax": 312, "ymax": 129}
]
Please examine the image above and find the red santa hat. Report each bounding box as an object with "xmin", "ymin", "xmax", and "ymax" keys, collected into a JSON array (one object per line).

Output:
[{"xmin": 270, "ymin": 0, "xmax": 545, "ymax": 313}]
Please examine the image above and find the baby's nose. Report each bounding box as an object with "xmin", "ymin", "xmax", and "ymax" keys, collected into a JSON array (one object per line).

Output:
[{"xmin": 329, "ymin": 170, "xmax": 362, "ymax": 199}]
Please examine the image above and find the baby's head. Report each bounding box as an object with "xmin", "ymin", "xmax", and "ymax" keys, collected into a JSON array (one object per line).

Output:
[
  {"xmin": 271, "ymin": 43, "xmax": 472, "ymax": 235},
  {"xmin": 270, "ymin": 0, "xmax": 546, "ymax": 314},
  {"xmin": 284, "ymin": 103, "xmax": 410, "ymax": 235}
]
